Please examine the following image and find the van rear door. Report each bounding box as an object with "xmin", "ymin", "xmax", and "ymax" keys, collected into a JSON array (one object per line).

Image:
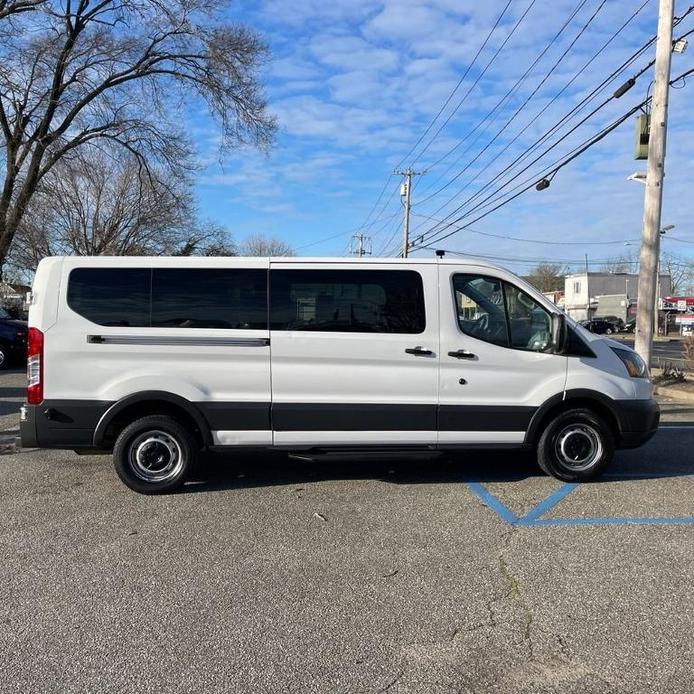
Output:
[
  {"xmin": 269, "ymin": 261, "xmax": 439, "ymax": 446},
  {"xmin": 51, "ymin": 258, "xmax": 271, "ymax": 447}
]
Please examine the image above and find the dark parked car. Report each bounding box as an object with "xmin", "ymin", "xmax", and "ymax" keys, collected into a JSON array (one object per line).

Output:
[
  {"xmin": 0, "ymin": 307, "xmax": 27, "ymax": 369},
  {"xmin": 579, "ymin": 319, "xmax": 616, "ymax": 335},
  {"xmin": 597, "ymin": 315, "xmax": 625, "ymax": 332}
]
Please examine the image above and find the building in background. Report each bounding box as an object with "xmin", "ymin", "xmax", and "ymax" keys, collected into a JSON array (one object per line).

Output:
[
  {"xmin": 542, "ymin": 290, "xmax": 565, "ymax": 309},
  {"xmin": 563, "ymin": 272, "xmax": 672, "ymax": 322},
  {"xmin": 0, "ymin": 281, "xmax": 30, "ymax": 314}
]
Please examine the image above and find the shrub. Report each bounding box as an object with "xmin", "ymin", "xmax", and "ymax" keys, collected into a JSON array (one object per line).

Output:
[{"xmin": 684, "ymin": 334, "xmax": 694, "ymax": 373}]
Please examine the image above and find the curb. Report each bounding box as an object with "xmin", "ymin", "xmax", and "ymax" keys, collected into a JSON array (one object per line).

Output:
[{"xmin": 654, "ymin": 384, "xmax": 694, "ymax": 404}]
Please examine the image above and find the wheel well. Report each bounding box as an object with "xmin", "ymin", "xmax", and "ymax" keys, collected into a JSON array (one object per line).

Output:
[
  {"xmin": 101, "ymin": 400, "xmax": 206, "ymax": 449},
  {"xmin": 529, "ymin": 397, "xmax": 620, "ymax": 445}
]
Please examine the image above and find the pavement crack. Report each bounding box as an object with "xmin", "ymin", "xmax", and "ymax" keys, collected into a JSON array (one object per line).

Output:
[
  {"xmin": 497, "ymin": 530, "xmax": 535, "ymax": 661},
  {"xmin": 556, "ymin": 633, "xmax": 571, "ymax": 658},
  {"xmin": 380, "ymin": 669, "xmax": 405, "ymax": 692}
]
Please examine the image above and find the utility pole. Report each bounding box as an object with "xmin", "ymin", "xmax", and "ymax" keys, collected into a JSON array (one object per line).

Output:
[
  {"xmin": 634, "ymin": 0, "xmax": 674, "ymax": 365},
  {"xmin": 350, "ymin": 233, "xmax": 372, "ymax": 257},
  {"xmin": 585, "ymin": 253, "xmax": 590, "ymax": 320},
  {"xmin": 394, "ymin": 168, "xmax": 424, "ymax": 257}
]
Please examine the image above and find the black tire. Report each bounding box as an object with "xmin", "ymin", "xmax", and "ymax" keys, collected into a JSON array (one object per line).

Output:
[
  {"xmin": 0, "ymin": 343, "xmax": 8, "ymax": 370},
  {"xmin": 536, "ymin": 408, "xmax": 614, "ymax": 482},
  {"xmin": 113, "ymin": 415, "xmax": 197, "ymax": 494}
]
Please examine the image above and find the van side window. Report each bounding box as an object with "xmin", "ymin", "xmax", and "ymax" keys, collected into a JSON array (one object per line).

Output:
[
  {"xmin": 453, "ymin": 275, "xmax": 509, "ymax": 347},
  {"xmin": 453, "ymin": 274, "xmax": 552, "ymax": 352},
  {"xmin": 151, "ymin": 269, "xmax": 267, "ymax": 329},
  {"xmin": 67, "ymin": 268, "xmax": 150, "ymax": 327},
  {"xmin": 270, "ymin": 269, "xmax": 425, "ymax": 333},
  {"xmin": 67, "ymin": 268, "xmax": 268, "ymax": 329},
  {"xmin": 503, "ymin": 282, "xmax": 552, "ymax": 351}
]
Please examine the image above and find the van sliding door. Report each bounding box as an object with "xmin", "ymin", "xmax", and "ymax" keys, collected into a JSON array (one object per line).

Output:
[{"xmin": 269, "ymin": 262, "xmax": 439, "ymax": 446}]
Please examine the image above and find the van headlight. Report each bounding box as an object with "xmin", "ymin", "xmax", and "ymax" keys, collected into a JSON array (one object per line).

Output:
[{"xmin": 610, "ymin": 346, "xmax": 648, "ymax": 378}]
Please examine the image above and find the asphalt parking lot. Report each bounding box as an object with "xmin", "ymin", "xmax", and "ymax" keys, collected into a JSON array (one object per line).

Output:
[{"xmin": 1, "ymin": 369, "xmax": 693, "ymax": 694}]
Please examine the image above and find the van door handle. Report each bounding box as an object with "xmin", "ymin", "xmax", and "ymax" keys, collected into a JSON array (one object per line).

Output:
[
  {"xmin": 448, "ymin": 349, "xmax": 476, "ymax": 359},
  {"xmin": 405, "ymin": 347, "xmax": 433, "ymax": 356}
]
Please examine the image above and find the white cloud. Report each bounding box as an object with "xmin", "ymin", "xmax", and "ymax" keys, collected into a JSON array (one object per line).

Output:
[{"xmin": 194, "ymin": 0, "xmax": 694, "ymax": 264}]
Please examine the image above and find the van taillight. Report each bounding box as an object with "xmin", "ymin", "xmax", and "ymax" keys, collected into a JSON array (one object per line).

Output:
[{"xmin": 27, "ymin": 327, "xmax": 44, "ymax": 404}]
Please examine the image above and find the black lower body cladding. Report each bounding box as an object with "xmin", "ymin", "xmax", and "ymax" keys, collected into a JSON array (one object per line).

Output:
[{"xmin": 19, "ymin": 396, "xmax": 661, "ymax": 450}]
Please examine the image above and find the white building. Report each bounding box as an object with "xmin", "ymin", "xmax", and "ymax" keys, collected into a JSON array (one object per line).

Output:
[{"xmin": 563, "ymin": 272, "xmax": 672, "ymax": 321}]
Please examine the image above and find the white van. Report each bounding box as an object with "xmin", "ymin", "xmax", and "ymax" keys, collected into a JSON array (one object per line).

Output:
[{"xmin": 20, "ymin": 255, "xmax": 658, "ymax": 494}]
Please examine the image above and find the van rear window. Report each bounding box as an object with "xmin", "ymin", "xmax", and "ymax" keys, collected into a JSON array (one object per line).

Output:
[
  {"xmin": 67, "ymin": 268, "xmax": 150, "ymax": 327},
  {"xmin": 270, "ymin": 269, "xmax": 425, "ymax": 333},
  {"xmin": 67, "ymin": 268, "xmax": 268, "ymax": 329}
]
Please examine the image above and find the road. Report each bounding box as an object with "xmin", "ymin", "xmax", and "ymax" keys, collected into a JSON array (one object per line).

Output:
[
  {"xmin": 1, "ymin": 369, "xmax": 694, "ymax": 693},
  {"xmin": 613, "ymin": 336, "xmax": 686, "ymax": 366}
]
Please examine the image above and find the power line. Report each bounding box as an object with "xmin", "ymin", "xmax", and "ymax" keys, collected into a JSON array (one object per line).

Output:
[
  {"xmin": 416, "ymin": 0, "xmax": 598, "ymax": 190},
  {"xmin": 294, "ymin": 209, "xmax": 401, "ymax": 252},
  {"xmin": 416, "ymin": 8, "xmax": 694, "ymax": 231},
  {"xmin": 410, "ymin": 66, "xmax": 694, "ymax": 251},
  {"xmin": 409, "ymin": 0, "xmax": 540, "ymax": 168},
  {"xmin": 417, "ymin": 27, "xmax": 662, "ymax": 234},
  {"xmin": 409, "ymin": 214, "xmax": 645, "ymax": 246},
  {"xmin": 359, "ymin": 0, "xmax": 516, "ymax": 251},
  {"xmin": 415, "ymin": 248, "xmax": 694, "ymax": 269},
  {"xmin": 414, "ymin": 0, "xmax": 614, "ymax": 207},
  {"xmin": 394, "ymin": 0, "xmax": 515, "ymax": 170},
  {"xmin": 415, "ymin": 59, "xmax": 667, "ymax": 248}
]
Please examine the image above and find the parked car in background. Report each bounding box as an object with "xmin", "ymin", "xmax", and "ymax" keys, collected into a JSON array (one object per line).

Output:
[
  {"xmin": 597, "ymin": 315, "xmax": 625, "ymax": 332},
  {"xmin": 624, "ymin": 318, "xmax": 636, "ymax": 333},
  {"xmin": 0, "ymin": 307, "xmax": 27, "ymax": 369},
  {"xmin": 579, "ymin": 319, "xmax": 616, "ymax": 335}
]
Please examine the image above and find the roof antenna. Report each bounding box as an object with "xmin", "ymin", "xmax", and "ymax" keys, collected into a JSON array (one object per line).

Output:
[{"xmin": 435, "ymin": 249, "xmax": 446, "ymax": 257}]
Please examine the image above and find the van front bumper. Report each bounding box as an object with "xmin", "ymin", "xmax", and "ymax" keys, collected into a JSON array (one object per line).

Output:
[{"xmin": 615, "ymin": 397, "xmax": 660, "ymax": 449}]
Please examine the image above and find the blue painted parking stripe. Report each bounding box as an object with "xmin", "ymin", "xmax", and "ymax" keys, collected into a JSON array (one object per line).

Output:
[
  {"xmin": 528, "ymin": 516, "xmax": 694, "ymax": 527},
  {"xmin": 466, "ymin": 482, "xmax": 518, "ymax": 524},
  {"xmin": 518, "ymin": 484, "xmax": 577, "ymax": 524}
]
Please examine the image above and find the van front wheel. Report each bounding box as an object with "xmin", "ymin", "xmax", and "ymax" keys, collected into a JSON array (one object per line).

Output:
[
  {"xmin": 537, "ymin": 409, "xmax": 614, "ymax": 482},
  {"xmin": 113, "ymin": 415, "xmax": 196, "ymax": 494}
]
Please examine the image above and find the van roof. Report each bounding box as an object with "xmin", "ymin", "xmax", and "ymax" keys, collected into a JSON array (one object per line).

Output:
[{"xmin": 46, "ymin": 254, "xmax": 498, "ymax": 267}]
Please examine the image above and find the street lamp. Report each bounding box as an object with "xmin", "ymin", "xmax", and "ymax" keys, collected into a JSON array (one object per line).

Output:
[
  {"xmin": 655, "ymin": 224, "xmax": 674, "ymax": 335},
  {"xmin": 623, "ymin": 223, "xmax": 675, "ymax": 336}
]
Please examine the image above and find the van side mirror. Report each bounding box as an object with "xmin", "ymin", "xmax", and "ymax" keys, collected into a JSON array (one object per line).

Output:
[{"xmin": 551, "ymin": 313, "xmax": 567, "ymax": 354}]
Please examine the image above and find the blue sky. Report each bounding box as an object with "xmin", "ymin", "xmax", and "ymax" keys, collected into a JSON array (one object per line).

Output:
[{"xmin": 194, "ymin": 0, "xmax": 694, "ymax": 273}]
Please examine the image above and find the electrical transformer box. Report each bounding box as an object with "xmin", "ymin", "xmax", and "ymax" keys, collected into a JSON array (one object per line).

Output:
[{"xmin": 634, "ymin": 114, "xmax": 650, "ymax": 160}]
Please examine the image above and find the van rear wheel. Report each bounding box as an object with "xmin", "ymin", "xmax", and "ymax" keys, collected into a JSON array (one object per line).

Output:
[
  {"xmin": 113, "ymin": 415, "xmax": 196, "ymax": 494},
  {"xmin": 537, "ymin": 408, "xmax": 614, "ymax": 482}
]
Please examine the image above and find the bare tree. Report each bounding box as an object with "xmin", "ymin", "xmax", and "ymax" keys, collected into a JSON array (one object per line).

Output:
[
  {"xmin": 660, "ymin": 251, "xmax": 694, "ymax": 296},
  {"xmin": 525, "ymin": 262, "xmax": 568, "ymax": 293},
  {"xmin": 173, "ymin": 221, "xmax": 236, "ymax": 257},
  {"xmin": 0, "ymin": 0, "xmax": 45, "ymax": 21},
  {"xmin": 7, "ymin": 148, "xmax": 234, "ymax": 276},
  {"xmin": 241, "ymin": 234, "xmax": 295, "ymax": 257},
  {"xmin": 600, "ymin": 252, "xmax": 638, "ymax": 274},
  {"xmin": 0, "ymin": 0, "xmax": 276, "ymax": 277}
]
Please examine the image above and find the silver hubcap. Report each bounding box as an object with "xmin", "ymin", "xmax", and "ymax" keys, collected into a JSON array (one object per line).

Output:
[
  {"xmin": 129, "ymin": 430, "xmax": 184, "ymax": 483},
  {"xmin": 0, "ymin": 349, "xmax": 5, "ymax": 366},
  {"xmin": 554, "ymin": 424, "xmax": 603, "ymax": 471}
]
